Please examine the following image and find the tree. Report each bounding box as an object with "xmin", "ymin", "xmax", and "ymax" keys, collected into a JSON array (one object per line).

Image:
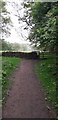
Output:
[
  {"xmin": 1, "ymin": 39, "xmax": 12, "ymax": 51},
  {"xmin": 0, "ymin": 0, "xmax": 11, "ymax": 36},
  {"xmin": 23, "ymin": 2, "xmax": 57, "ymax": 53},
  {"xmin": 0, "ymin": 0, "xmax": 12, "ymax": 51}
]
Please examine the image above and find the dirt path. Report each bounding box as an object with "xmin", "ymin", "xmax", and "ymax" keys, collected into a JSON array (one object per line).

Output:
[{"xmin": 3, "ymin": 59, "xmax": 56, "ymax": 118}]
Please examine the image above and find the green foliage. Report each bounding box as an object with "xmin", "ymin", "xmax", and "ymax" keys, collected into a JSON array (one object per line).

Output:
[
  {"xmin": 0, "ymin": 0, "xmax": 11, "ymax": 36},
  {"xmin": 0, "ymin": 0, "xmax": 6, "ymax": 12},
  {"xmin": 0, "ymin": 39, "xmax": 29, "ymax": 52},
  {"xmin": 35, "ymin": 54, "xmax": 57, "ymax": 109},
  {"xmin": 0, "ymin": 39, "xmax": 12, "ymax": 51},
  {"xmin": 24, "ymin": 2, "xmax": 57, "ymax": 52},
  {"xmin": 0, "ymin": 57, "xmax": 2, "ymax": 106},
  {"xmin": 2, "ymin": 57, "xmax": 21, "ymax": 103}
]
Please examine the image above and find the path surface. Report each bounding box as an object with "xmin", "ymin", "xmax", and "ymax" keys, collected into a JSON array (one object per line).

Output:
[{"xmin": 3, "ymin": 59, "xmax": 56, "ymax": 118}]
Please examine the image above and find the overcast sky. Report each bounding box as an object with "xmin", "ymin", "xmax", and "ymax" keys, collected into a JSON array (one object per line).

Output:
[
  {"xmin": 4, "ymin": 0, "xmax": 56, "ymax": 44},
  {"xmin": 4, "ymin": 0, "xmax": 31, "ymax": 44}
]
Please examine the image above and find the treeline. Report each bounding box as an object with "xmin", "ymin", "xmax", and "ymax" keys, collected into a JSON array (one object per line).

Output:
[
  {"xmin": 0, "ymin": 39, "xmax": 30, "ymax": 52},
  {"xmin": 0, "ymin": 39, "xmax": 12, "ymax": 51}
]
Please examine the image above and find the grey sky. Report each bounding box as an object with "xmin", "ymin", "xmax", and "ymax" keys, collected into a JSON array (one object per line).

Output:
[{"xmin": 4, "ymin": 0, "xmax": 30, "ymax": 44}]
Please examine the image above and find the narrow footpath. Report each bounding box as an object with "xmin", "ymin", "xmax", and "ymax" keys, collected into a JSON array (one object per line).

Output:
[{"xmin": 3, "ymin": 59, "xmax": 56, "ymax": 118}]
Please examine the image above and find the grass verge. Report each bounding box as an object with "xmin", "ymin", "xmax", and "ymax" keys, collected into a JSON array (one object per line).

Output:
[
  {"xmin": 2, "ymin": 57, "xmax": 21, "ymax": 103},
  {"xmin": 35, "ymin": 53, "xmax": 56, "ymax": 109},
  {"xmin": 0, "ymin": 57, "xmax": 2, "ymax": 106}
]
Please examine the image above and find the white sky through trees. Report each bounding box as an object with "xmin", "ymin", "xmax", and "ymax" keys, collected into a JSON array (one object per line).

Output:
[{"xmin": 4, "ymin": 0, "xmax": 31, "ymax": 45}]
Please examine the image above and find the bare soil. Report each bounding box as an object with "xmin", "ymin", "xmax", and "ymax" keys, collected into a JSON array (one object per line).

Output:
[{"xmin": 2, "ymin": 59, "xmax": 56, "ymax": 118}]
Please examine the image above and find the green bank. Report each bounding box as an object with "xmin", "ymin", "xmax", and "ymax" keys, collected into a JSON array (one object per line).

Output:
[
  {"xmin": 35, "ymin": 53, "xmax": 56, "ymax": 109},
  {"xmin": 2, "ymin": 57, "xmax": 21, "ymax": 103}
]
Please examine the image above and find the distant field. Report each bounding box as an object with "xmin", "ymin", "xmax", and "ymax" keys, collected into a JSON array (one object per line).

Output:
[{"xmin": 2, "ymin": 57, "xmax": 21, "ymax": 103}]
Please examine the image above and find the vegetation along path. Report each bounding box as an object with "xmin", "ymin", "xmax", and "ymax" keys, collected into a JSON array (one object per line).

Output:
[{"xmin": 3, "ymin": 59, "xmax": 56, "ymax": 118}]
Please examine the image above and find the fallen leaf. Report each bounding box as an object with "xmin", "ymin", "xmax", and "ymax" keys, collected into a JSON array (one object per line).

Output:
[{"xmin": 46, "ymin": 106, "xmax": 51, "ymax": 111}]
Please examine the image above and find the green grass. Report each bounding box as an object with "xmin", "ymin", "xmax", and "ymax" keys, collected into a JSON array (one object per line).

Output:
[
  {"xmin": 2, "ymin": 57, "xmax": 21, "ymax": 103},
  {"xmin": 0, "ymin": 57, "xmax": 2, "ymax": 106},
  {"xmin": 35, "ymin": 53, "xmax": 56, "ymax": 109}
]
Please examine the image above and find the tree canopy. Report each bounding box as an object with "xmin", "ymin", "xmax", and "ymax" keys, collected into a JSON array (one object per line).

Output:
[
  {"xmin": 0, "ymin": 0, "xmax": 12, "ymax": 37},
  {"xmin": 23, "ymin": 2, "xmax": 57, "ymax": 53}
]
